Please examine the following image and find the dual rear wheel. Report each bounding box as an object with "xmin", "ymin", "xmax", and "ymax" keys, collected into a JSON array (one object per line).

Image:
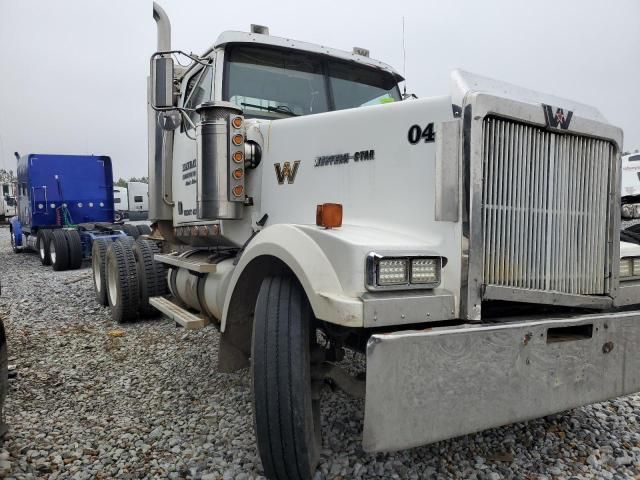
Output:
[
  {"xmin": 95, "ymin": 238, "xmax": 167, "ymax": 322},
  {"xmin": 47, "ymin": 229, "xmax": 83, "ymax": 271}
]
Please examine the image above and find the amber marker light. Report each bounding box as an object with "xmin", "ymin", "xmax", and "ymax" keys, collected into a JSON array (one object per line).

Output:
[
  {"xmin": 232, "ymin": 168, "xmax": 244, "ymax": 179},
  {"xmin": 232, "ymin": 185, "xmax": 244, "ymax": 197},
  {"xmin": 232, "ymin": 116, "xmax": 243, "ymax": 128},
  {"xmin": 316, "ymin": 203, "xmax": 343, "ymax": 229},
  {"xmin": 232, "ymin": 134, "xmax": 243, "ymax": 145},
  {"xmin": 233, "ymin": 150, "xmax": 244, "ymax": 163}
]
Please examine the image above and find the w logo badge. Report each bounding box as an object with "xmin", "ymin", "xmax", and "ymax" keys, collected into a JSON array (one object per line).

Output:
[
  {"xmin": 543, "ymin": 104, "xmax": 573, "ymax": 130},
  {"xmin": 274, "ymin": 161, "xmax": 300, "ymax": 185}
]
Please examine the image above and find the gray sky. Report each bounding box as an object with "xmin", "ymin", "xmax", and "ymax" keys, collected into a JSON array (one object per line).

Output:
[{"xmin": 0, "ymin": 0, "xmax": 638, "ymax": 178}]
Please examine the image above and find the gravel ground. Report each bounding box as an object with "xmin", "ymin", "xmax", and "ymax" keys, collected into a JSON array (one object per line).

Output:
[{"xmin": 2, "ymin": 226, "xmax": 640, "ymax": 479}]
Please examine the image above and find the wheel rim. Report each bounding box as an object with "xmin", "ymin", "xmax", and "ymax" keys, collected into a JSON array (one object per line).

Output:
[
  {"xmin": 93, "ymin": 254, "xmax": 101, "ymax": 292},
  {"xmin": 50, "ymin": 240, "xmax": 56, "ymax": 264},
  {"xmin": 108, "ymin": 260, "xmax": 118, "ymax": 306},
  {"xmin": 39, "ymin": 238, "xmax": 45, "ymax": 260}
]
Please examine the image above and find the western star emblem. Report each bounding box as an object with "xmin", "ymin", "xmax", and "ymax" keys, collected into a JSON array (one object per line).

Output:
[
  {"xmin": 274, "ymin": 161, "xmax": 300, "ymax": 184},
  {"xmin": 543, "ymin": 104, "xmax": 573, "ymax": 130}
]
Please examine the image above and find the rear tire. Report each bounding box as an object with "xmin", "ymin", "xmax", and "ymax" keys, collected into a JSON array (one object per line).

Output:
[
  {"xmin": 252, "ymin": 276, "xmax": 321, "ymax": 480},
  {"xmin": 37, "ymin": 230, "xmax": 53, "ymax": 265},
  {"xmin": 132, "ymin": 240, "xmax": 167, "ymax": 317},
  {"xmin": 50, "ymin": 230, "xmax": 70, "ymax": 271},
  {"xmin": 64, "ymin": 230, "xmax": 83, "ymax": 270},
  {"xmin": 136, "ymin": 224, "xmax": 151, "ymax": 236},
  {"xmin": 121, "ymin": 224, "xmax": 140, "ymax": 239},
  {"xmin": 92, "ymin": 238, "xmax": 110, "ymax": 306},
  {"xmin": 105, "ymin": 241, "xmax": 139, "ymax": 323}
]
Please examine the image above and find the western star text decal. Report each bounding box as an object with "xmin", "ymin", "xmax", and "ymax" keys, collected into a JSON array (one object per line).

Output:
[{"xmin": 314, "ymin": 150, "xmax": 375, "ymax": 167}]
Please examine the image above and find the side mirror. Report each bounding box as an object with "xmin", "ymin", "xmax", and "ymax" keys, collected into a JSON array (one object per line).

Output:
[
  {"xmin": 151, "ymin": 55, "xmax": 174, "ymax": 109},
  {"xmin": 159, "ymin": 110, "xmax": 181, "ymax": 131}
]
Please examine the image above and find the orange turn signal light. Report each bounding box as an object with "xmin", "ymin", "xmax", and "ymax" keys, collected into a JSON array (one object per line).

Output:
[
  {"xmin": 232, "ymin": 116, "xmax": 243, "ymax": 128},
  {"xmin": 233, "ymin": 150, "xmax": 244, "ymax": 163},
  {"xmin": 232, "ymin": 134, "xmax": 243, "ymax": 145},
  {"xmin": 232, "ymin": 168, "xmax": 244, "ymax": 179},
  {"xmin": 232, "ymin": 185, "xmax": 244, "ymax": 197},
  {"xmin": 316, "ymin": 203, "xmax": 343, "ymax": 229}
]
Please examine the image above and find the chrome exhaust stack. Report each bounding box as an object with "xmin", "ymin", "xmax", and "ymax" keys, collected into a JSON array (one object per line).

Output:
[{"xmin": 148, "ymin": 2, "xmax": 174, "ymax": 222}]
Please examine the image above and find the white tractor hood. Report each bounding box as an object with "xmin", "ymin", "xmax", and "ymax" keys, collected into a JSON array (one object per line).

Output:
[{"xmin": 449, "ymin": 69, "xmax": 607, "ymax": 124}]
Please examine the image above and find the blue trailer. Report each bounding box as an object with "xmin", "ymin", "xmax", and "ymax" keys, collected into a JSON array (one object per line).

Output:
[{"xmin": 8, "ymin": 154, "xmax": 146, "ymax": 271}]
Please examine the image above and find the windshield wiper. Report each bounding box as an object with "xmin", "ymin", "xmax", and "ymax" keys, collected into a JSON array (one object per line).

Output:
[{"xmin": 241, "ymin": 102, "xmax": 299, "ymax": 117}]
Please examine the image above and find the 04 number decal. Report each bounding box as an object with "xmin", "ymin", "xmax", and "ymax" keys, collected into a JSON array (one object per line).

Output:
[{"xmin": 407, "ymin": 123, "xmax": 435, "ymax": 144}]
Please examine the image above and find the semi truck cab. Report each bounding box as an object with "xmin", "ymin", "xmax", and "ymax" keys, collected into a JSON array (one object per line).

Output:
[{"xmin": 92, "ymin": 4, "xmax": 640, "ymax": 479}]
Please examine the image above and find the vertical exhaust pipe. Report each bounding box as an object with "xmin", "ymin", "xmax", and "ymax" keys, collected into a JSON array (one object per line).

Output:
[
  {"xmin": 148, "ymin": 2, "xmax": 174, "ymax": 222},
  {"xmin": 153, "ymin": 2, "xmax": 171, "ymax": 51}
]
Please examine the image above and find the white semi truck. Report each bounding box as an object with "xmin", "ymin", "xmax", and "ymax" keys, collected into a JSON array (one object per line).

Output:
[
  {"xmin": 113, "ymin": 182, "xmax": 149, "ymax": 221},
  {"xmin": 0, "ymin": 183, "xmax": 16, "ymax": 222},
  {"xmin": 91, "ymin": 3, "xmax": 640, "ymax": 479},
  {"xmin": 621, "ymin": 153, "xmax": 640, "ymax": 219}
]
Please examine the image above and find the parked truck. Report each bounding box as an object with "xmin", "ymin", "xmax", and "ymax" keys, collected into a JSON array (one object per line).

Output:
[
  {"xmin": 8, "ymin": 154, "xmax": 147, "ymax": 271},
  {"xmin": 621, "ymin": 153, "xmax": 640, "ymax": 219},
  {"xmin": 113, "ymin": 181, "xmax": 149, "ymax": 222},
  {"xmin": 91, "ymin": 4, "xmax": 640, "ymax": 479},
  {"xmin": 113, "ymin": 185, "xmax": 129, "ymax": 221},
  {"xmin": 0, "ymin": 183, "xmax": 16, "ymax": 223}
]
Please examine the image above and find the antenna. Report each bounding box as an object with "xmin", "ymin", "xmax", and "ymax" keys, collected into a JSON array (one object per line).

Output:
[{"xmin": 402, "ymin": 16, "xmax": 407, "ymax": 95}]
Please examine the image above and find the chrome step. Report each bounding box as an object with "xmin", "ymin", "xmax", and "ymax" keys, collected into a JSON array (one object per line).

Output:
[
  {"xmin": 149, "ymin": 296, "xmax": 209, "ymax": 330},
  {"xmin": 154, "ymin": 253, "xmax": 217, "ymax": 273}
]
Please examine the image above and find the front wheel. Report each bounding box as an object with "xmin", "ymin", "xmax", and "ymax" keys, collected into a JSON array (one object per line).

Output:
[
  {"xmin": 252, "ymin": 276, "xmax": 321, "ymax": 480},
  {"xmin": 9, "ymin": 228, "xmax": 21, "ymax": 254}
]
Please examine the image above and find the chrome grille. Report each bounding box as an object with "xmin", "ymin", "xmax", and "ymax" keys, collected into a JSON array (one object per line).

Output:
[{"xmin": 482, "ymin": 117, "xmax": 614, "ymax": 295}]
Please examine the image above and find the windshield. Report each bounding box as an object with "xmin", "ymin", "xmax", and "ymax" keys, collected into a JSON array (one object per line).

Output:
[
  {"xmin": 224, "ymin": 45, "xmax": 400, "ymax": 119},
  {"xmin": 329, "ymin": 61, "xmax": 400, "ymax": 110}
]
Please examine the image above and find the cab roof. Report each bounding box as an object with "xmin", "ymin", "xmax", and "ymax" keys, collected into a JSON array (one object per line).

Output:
[{"xmin": 211, "ymin": 30, "xmax": 404, "ymax": 82}]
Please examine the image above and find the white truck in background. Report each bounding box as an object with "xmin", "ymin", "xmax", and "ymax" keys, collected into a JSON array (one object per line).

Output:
[
  {"xmin": 112, "ymin": 185, "xmax": 129, "ymax": 221},
  {"xmin": 127, "ymin": 181, "xmax": 149, "ymax": 220},
  {"xmin": 621, "ymin": 153, "xmax": 640, "ymax": 219},
  {"xmin": 0, "ymin": 183, "xmax": 16, "ymax": 222},
  {"xmin": 89, "ymin": 3, "xmax": 640, "ymax": 479},
  {"xmin": 113, "ymin": 182, "xmax": 149, "ymax": 221}
]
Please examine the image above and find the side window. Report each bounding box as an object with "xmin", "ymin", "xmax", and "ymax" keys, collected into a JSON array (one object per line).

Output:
[
  {"xmin": 183, "ymin": 65, "xmax": 214, "ymax": 129},
  {"xmin": 114, "ymin": 197, "xmax": 121, "ymax": 204},
  {"xmin": 134, "ymin": 195, "xmax": 143, "ymax": 203}
]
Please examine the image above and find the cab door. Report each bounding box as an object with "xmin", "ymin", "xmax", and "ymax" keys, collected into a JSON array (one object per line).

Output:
[{"xmin": 172, "ymin": 55, "xmax": 215, "ymax": 224}]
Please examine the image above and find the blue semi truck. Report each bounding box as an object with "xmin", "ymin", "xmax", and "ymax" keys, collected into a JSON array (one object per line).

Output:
[{"xmin": 8, "ymin": 154, "xmax": 149, "ymax": 271}]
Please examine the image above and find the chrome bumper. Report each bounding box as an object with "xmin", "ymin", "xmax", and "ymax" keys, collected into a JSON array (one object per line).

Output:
[{"xmin": 363, "ymin": 311, "xmax": 640, "ymax": 452}]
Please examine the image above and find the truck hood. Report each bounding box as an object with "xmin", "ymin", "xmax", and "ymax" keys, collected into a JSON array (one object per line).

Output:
[{"xmin": 449, "ymin": 69, "xmax": 607, "ymax": 124}]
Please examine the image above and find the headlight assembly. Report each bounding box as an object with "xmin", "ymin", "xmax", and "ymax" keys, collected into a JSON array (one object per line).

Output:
[{"xmin": 366, "ymin": 253, "xmax": 443, "ymax": 291}]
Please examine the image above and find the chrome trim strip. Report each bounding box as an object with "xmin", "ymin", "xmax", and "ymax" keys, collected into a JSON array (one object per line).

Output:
[{"xmin": 483, "ymin": 285, "xmax": 612, "ymax": 309}]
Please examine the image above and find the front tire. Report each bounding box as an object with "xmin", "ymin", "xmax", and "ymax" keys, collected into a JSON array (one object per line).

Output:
[
  {"xmin": 0, "ymin": 318, "xmax": 8, "ymax": 438},
  {"xmin": 252, "ymin": 276, "xmax": 321, "ymax": 480}
]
